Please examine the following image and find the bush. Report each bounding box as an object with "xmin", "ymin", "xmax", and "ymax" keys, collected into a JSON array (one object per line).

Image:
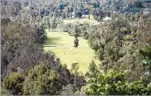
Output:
[
  {"xmin": 83, "ymin": 69, "xmax": 151, "ymax": 95},
  {"xmin": 2, "ymin": 72, "xmax": 24, "ymax": 95},
  {"xmin": 23, "ymin": 62, "xmax": 61, "ymax": 95}
]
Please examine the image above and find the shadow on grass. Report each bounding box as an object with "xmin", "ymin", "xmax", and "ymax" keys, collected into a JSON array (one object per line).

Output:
[{"xmin": 44, "ymin": 37, "xmax": 61, "ymax": 45}]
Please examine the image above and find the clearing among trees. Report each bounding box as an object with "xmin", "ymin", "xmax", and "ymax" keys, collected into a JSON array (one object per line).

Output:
[{"xmin": 43, "ymin": 30, "xmax": 100, "ymax": 74}]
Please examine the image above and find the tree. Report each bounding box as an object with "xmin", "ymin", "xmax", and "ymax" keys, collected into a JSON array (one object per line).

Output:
[
  {"xmin": 61, "ymin": 84, "xmax": 75, "ymax": 95},
  {"xmin": 85, "ymin": 61, "xmax": 99, "ymax": 81},
  {"xmin": 23, "ymin": 62, "xmax": 62, "ymax": 95},
  {"xmin": 73, "ymin": 37, "xmax": 79, "ymax": 48}
]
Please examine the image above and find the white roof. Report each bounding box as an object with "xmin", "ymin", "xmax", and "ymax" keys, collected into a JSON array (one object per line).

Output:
[{"xmin": 103, "ymin": 16, "xmax": 112, "ymax": 21}]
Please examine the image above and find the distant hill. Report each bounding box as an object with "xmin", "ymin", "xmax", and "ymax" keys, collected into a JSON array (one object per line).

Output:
[{"xmin": 102, "ymin": 0, "xmax": 151, "ymax": 13}]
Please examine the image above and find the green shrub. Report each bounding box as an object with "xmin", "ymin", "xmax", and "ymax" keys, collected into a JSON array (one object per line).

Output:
[
  {"xmin": 23, "ymin": 62, "xmax": 61, "ymax": 95},
  {"xmin": 2, "ymin": 72, "xmax": 24, "ymax": 95},
  {"xmin": 83, "ymin": 69, "xmax": 151, "ymax": 95}
]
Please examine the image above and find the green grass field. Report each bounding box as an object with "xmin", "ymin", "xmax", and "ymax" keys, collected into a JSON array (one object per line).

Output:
[
  {"xmin": 64, "ymin": 16, "xmax": 100, "ymax": 25},
  {"xmin": 43, "ymin": 30, "xmax": 100, "ymax": 74}
]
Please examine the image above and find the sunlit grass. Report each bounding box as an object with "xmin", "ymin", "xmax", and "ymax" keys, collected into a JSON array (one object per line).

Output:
[
  {"xmin": 64, "ymin": 15, "xmax": 100, "ymax": 25},
  {"xmin": 43, "ymin": 31, "xmax": 100, "ymax": 74}
]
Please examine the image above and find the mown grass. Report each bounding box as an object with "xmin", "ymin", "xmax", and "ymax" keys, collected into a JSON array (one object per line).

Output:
[{"xmin": 43, "ymin": 30, "xmax": 100, "ymax": 74}]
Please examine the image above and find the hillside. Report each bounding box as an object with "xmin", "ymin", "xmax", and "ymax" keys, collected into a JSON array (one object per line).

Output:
[{"xmin": 1, "ymin": 0, "xmax": 151, "ymax": 95}]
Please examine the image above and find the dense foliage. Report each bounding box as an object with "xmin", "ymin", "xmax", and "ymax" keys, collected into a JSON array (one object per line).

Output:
[
  {"xmin": 88, "ymin": 15, "xmax": 151, "ymax": 81},
  {"xmin": 2, "ymin": 72, "xmax": 24, "ymax": 95},
  {"xmin": 2, "ymin": 61, "xmax": 86, "ymax": 95},
  {"xmin": 1, "ymin": 21, "xmax": 47, "ymax": 79},
  {"xmin": 83, "ymin": 69, "xmax": 151, "ymax": 95}
]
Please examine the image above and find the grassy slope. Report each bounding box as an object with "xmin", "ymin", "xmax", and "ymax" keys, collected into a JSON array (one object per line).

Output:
[{"xmin": 43, "ymin": 31, "xmax": 100, "ymax": 74}]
